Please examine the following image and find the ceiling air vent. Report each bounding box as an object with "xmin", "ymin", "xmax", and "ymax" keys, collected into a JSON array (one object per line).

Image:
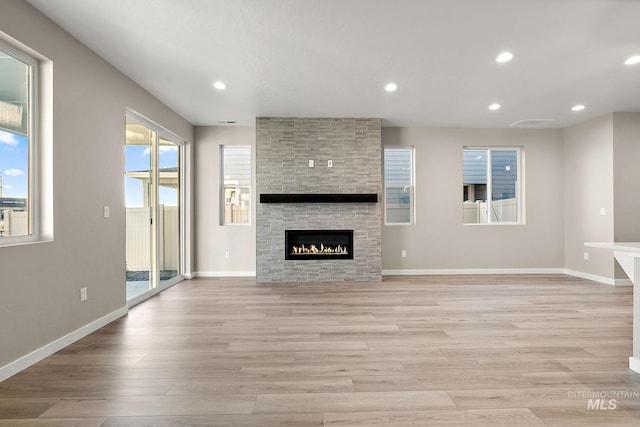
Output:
[{"xmin": 510, "ymin": 119, "xmax": 554, "ymax": 127}]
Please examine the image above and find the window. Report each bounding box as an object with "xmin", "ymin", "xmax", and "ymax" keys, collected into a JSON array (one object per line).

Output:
[
  {"xmin": 384, "ymin": 147, "xmax": 414, "ymax": 225},
  {"xmin": 221, "ymin": 146, "xmax": 251, "ymax": 224},
  {"xmin": 463, "ymin": 148, "xmax": 522, "ymax": 224},
  {"xmin": 0, "ymin": 41, "xmax": 37, "ymax": 242}
]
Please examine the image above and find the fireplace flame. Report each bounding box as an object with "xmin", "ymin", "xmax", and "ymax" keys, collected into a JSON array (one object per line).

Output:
[{"xmin": 291, "ymin": 243, "xmax": 348, "ymax": 255}]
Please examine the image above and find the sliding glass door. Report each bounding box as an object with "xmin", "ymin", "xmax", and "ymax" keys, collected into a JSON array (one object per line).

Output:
[
  {"xmin": 125, "ymin": 116, "xmax": 182, "ymax": 303},
  {"xmin": 125, "ymin": 120, "xmax": 153, "ymax": 300},
  {"xmin": 158, "ymin": 137, "xmax": 180, "ymax": 285}
]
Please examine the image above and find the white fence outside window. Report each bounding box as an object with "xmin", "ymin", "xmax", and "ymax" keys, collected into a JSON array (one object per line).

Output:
[{"xmin": 126, "ymin": 205, "xmax": 179, "ymax": 272}]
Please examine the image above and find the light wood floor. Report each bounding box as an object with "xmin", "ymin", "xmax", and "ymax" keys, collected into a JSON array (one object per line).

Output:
[{"xmin": 1, "ymin": 275, "xmax": 639, "ymax": 426}]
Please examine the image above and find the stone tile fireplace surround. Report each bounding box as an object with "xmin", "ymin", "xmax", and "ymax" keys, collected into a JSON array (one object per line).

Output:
[{"xmin": 256, "ymin": 117, "xmax": 382, "ymax": 283}]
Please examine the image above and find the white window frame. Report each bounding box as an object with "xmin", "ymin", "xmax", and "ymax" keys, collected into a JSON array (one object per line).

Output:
[
  {"xmin": 0, "ymin": 39, "xmax": 40, "ymax": 246},
  {"xmin": 463, "ymin": 147, "xmax": 524, "ymax": 225},
  {"xmin": 220, "ymin": 145, "xmax": 251, "ymax": 226},
  {"xmin": 384, "ymin": 146, "xmax": 415, "ymax": 225}
]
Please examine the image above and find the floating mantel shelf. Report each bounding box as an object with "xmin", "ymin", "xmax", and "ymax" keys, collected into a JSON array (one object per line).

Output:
[{"xmin": 260, "ymin": 193, "xmax": 378, "ymax": 203}]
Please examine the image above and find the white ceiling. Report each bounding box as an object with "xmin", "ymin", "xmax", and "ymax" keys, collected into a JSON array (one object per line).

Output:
[{"xmin": 26, "ymin": 0, "xmax": 640, "ymax": 128}]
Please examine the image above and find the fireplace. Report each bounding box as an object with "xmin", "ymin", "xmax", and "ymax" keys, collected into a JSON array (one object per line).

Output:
[
  {"xmin": 256, "ymin": 117, "xmax": 382, "ymax": 282},
  {"xmin": 285, "ymin": 230, "xmax": 354, "ymax": 260}
]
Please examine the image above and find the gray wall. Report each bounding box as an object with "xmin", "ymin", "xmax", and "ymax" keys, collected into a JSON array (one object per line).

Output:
[
  {"xmin": 563, "ymin": 115, "xmax": 615, "ymax": 279},
  {"xmin": 612, "ymin": 113, "xmax": 640, "ymax": 280},
  {"xmin": 382, "ymin": 127, "xmax": 565, "ymax": 271},
  {"xmin": 194, "ymin": 126, "xmax": 256, "ymax": 275},
  {"xmin": 255, "ymin": 118, "xmax": 382, "ymax": 283},
  {"xmin": 193, "ymin": 115, "xmax": 640, "ymax": 282},
  {"xmin": 563, "ymin": 112, "xmax": 640, "ymax": 281},
  {"xmin": 613, "ymin": 113, "xmax": 640, "ymax": 243},
  {"xmin": 194, "ymin": 125, "xmax": 570, "ymax": 275},
  {"xmin": 0, "ymin": 0, "xmax": 193, "ymax": 369}
]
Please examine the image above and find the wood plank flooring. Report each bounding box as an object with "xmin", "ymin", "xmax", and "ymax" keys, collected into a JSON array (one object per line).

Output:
[{"xmin": 1, "ymin": 275, "xmax": 639, "ymax": 426}]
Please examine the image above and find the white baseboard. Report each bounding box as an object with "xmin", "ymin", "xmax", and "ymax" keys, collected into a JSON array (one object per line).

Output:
[
  {"xmin": 0, "ymin": 306, "xmax": 128, "ymax": 382},
  {"xmin": 193, "ymin": 268, "xmax": 628, "ymax": 286},
  {"xmin": 564, "ymin": 269, "xmax": 615, "ymax": 285},
  {"xmin": 630, "ymin": 357, "xmax": 640, "ymax": 374},
  {"xmin": 563, "ymin": 270, "xmax": 631, "ymax": 286},
  {"xmin": 193, "ymin": 271, "xmax": 256, "ymax": 278},
  {"xmin": 382, "ymin": 268, "xmax": 565, "ymax": 276},
  {"xmin": 382, "ymin": 268, "xmax": 631, "ymax": 287}
]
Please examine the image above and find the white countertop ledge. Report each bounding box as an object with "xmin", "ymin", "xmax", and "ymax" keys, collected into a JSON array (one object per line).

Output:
[{"xmin": 585, "ymin": 242, "xmax": 640, "ymax": 254}]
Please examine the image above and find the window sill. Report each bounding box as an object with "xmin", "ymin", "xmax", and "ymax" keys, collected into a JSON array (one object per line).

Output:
[{"xmin": 0, "ymin": 236, "xmax": 53, "ymax": 248}]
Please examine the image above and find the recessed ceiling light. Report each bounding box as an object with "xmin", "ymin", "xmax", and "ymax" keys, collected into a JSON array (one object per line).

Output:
[
  {"xmin": 384, "ymin": 83, "xmax": 398, "ymax": 92},
  {"xmin": 213, "ymin": 81, "xmax": 227, "ymax": 90},
  {"xmin": 572, "ymin": 104, "xmax": 586, "ymax": 111},
  {"xmin": 496, "ymin": 52, "xmax": 514, "ymax": 63},
  {"xmin": 489, "ymin": 103, "xmax": 501, "ymax": 110},
  {"xmin": 624, "ymin": 55, "xmax": 640, "ymax": 65}
]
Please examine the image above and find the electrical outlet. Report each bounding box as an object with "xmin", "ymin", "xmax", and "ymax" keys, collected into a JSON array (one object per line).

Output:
[
  {"xmin": 600, "ymin": 208, "xmax": 606, "ymax": 216},
  {"xmin": 80, "ymin": 287, "xmax": 87, "ymax": 302},
  {"xmin": 584, "ymin": 252, "xmax": 589, "ymax": 261},
  {"xmin": 225, "ymin": 251, "xmax": 230, "ymax": 259},
  {"xmin": 401, "ymin": 250, "xmax": 407, "ymax": 257},
  {"xmin": 328, "ymin": 160, "xmax": 333, "ymax": 168},
  {"xmin": 308, "ymin": 159, "xmax": 314, "ymax": 167}
]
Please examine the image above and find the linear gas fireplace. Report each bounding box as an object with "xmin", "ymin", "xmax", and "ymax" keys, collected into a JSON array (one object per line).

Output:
[{"xmin": 285, "ymin": 230, "xmax": 354, "ymax": 260}]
